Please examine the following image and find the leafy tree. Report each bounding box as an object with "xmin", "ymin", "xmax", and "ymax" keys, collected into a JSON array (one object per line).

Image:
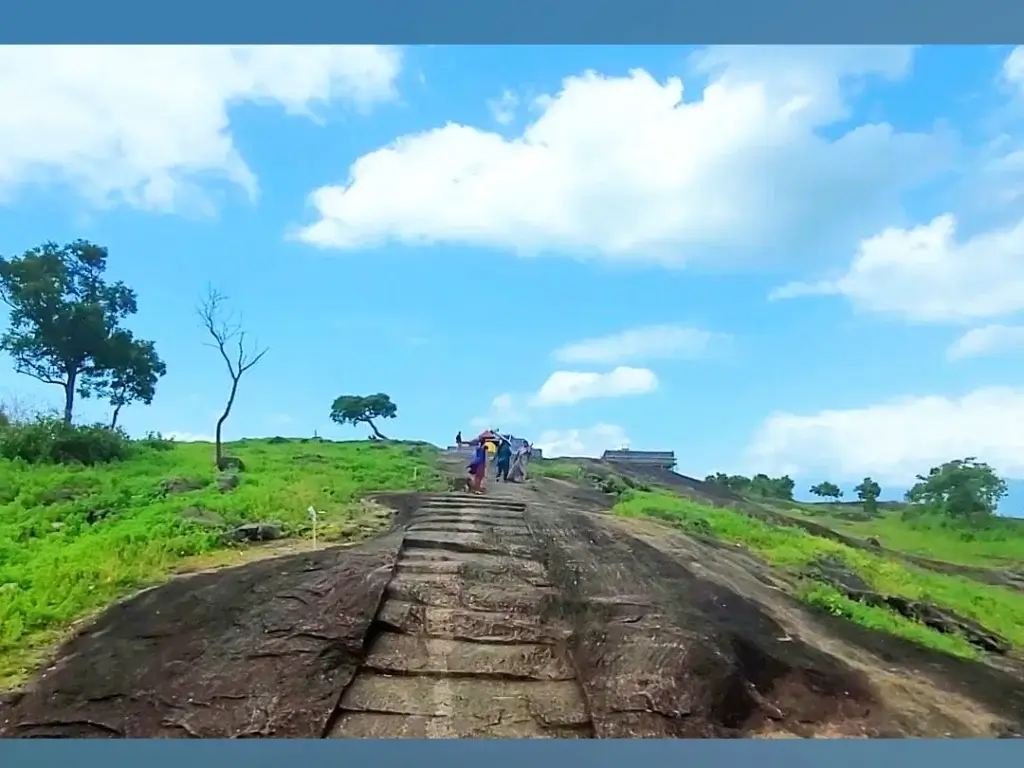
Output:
[
  {"xmin": 905, "ymin": 457, "xmax": 1007, "ymax": 522},
  {"xmin": 0, "ymin": 240, "xmax": 147, "ymax": 425},
  {"xmin": 330, "ymin": 393, "xmax": 397, "ymax": 440},
  {"xmin": 854, "ymin": 477, "xmax": 882, "ymax": 512},
  {"xmin": 751, "ymin": 473, "xmax": 795, "ymax": 501},
  {"xmin": 198, "ymin": 287, "xmax": 268, "ymax": 468},
  {"xmin": 79, "ymin": 332, "xmax": 166, "ymax": 429},
  {"xmin": 809, "ymin": 481, "xmax": 843, "ymax": 500}
]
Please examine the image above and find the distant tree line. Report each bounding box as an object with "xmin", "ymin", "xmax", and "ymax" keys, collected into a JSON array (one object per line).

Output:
[
  {"xmin": 805, "ymin": 459, "xmax": 1007, "ymax": 523},
  {"xmin": 704, "ymin": 472, "xmax": 796, "ymax": 501}
]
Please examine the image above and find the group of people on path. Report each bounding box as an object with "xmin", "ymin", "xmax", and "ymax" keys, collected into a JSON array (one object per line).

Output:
[{"xmin": 456, "ymin": 429, "xmax": 533, "ymax": 495}]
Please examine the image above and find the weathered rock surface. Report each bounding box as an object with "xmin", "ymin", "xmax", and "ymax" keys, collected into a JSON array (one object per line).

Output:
[
  {"xmin": 3, "ymin": 477, "xmax": 1023, "ymax": 740},
  {"xmin": 1, "ymin": 534, "xmax": 402, "ymax": 737}
]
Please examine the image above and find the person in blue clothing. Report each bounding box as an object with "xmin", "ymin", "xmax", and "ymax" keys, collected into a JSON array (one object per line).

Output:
[
  {"xmin": 495, "ymin": 437, "xmax": 513, "ymax": 482},
  {"xmin": 467, "ymin": 441, "xmax": 488, "ymax": 494}
]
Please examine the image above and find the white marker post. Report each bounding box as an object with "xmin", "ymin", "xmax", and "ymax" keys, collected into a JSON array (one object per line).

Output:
[{"xmin": 307, "ymin": 506, "xmax": 320, "ymax": 550}]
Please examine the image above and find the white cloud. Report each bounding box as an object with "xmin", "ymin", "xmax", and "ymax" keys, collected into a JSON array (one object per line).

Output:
[
  {"xmin": 948, "ymin": 324, "xmax": 1024, "ymax": 360},
  {"xmin": 771, "ymin": 214, "xmax": 1024, "ymax": 323},
  {"xmin": 553, "ymin": 324, "xmax": 727, "ymax": 365},
  {"xmin": 488, "ymin": 90, "xmax": 519, "ymax": 126},
  {"xmin": 535, "ymin": 423, "xmax": 631, "ymax": 458},
  {"xmin": 531, "ymin": 367, "xmax": 658, "ymax": 406},
  {"xmin": 296, "ymin": 46, "xmax": 943, "ymax": 264},
  {"xmin": 470, "ymin": 392, "xmax": 527, "ymax": 428},
  {"xmin": 746, "ymin": 387, "xmax": 1024, "ymax": 484},
  {"xmin": 164, "ymin": 430, "xmax": 215, "ymax": 443},
  {"xmin": 0, "ymin": 45, "xmax": 402, "ymax": 212},
  {"xmin": 1003, "ymin": 46, "xmax": 1024, "ymax": 92}
]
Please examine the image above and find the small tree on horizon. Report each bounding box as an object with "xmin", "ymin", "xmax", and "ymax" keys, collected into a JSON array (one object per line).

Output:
[
  {"xmin": 329, "ymin": 393, "xmax": 397, "ymax": 440},
  {"xmin": 854, "ymin": 477, "xmax": 882, "ymax": 513},
  {"xmin": 809, "ymin": 481, "xmax": 843, "ymax": 501}
]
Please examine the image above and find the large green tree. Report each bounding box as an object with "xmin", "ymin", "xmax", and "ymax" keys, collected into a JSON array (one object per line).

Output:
[
  {"xmin": 905, "ymin": 458, "xmax": 1007, "ymax": 521},
  {"xmin": 0, "ymin": 240, "xmax": 161, "ymax": 425},
  {"xmin": 330, "ymin": 393, "xmax": 397, "ymax": 440},
  {"xmin": 809, "ymin": 481, "xmax": 843, "ymax": 500}
]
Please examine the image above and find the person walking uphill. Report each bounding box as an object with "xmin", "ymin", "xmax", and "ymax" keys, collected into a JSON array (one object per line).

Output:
[
  {"xmin": 467, "ymin": 441, "xmax": 488, "ymax": 494},
  {"xmin": 495, "ymin": 437, "xmax": 513, "ymax": 482}
]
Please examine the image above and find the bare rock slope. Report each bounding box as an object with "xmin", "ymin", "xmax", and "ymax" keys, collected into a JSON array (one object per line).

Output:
[{"xmin": 2, "ymin": 474, "xmax": 1023, "ymax": 739}]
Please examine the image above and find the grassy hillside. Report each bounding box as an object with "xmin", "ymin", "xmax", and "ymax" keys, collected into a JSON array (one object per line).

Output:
[
  {"xmin": 612, "ymin": 489, "xmax": 1024, "ymax": 659},
  {"xmin": 0, "ymin": 437, "xmax": 445, "ymax": 688},
  {"xmin": 769, "ymin": 500, "xmax": 1024, "ymax": 569}
]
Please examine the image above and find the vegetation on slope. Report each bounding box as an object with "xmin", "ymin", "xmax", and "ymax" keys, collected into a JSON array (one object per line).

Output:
[
  {"xmin": 611, "ymin": 489, "xmax": 1024, "ymax": 659},
  {"xmin": 0, "ymin": 435, "xmax": 444, "ymax": 688},
  {"xmin": 771, "ymin": 501, "xmax": 1024, "ymax": 569}
]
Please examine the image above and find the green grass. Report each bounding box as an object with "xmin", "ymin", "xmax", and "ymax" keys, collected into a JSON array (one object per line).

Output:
[
  {"xmin": 531, "ymin": 460, "xmax": 586, "ymax": 480},
  {"xmin": 613, "ymin": 490, "xmax": 1024, "ymax": 659},
  {"xmin": 775, "ymin": 501, "xmax": 1024, "ymax": 569},
  {"xmin": 0, "ymin": 438, "xmax": 445, "ymax": 688}
]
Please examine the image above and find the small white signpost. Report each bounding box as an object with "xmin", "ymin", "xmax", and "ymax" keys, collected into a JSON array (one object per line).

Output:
[{"xmin": 307, "ymin": 506, "xmax": 320, "ymax": 549}]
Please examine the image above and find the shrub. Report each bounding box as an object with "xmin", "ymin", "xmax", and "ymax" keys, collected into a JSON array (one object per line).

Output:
[
  {"xmin": 0, "ymin": 417, "xmax": 129, "ymax": 465},
  {"xmin": 137, "ymin": 431, "xmax": 177, "ymax": 452}
]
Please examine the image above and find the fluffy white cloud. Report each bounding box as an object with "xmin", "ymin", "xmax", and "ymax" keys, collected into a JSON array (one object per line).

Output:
[
  {"xmin": 771, "ymin": 214, "xmax": 1024, "ymax": 323},
  {"xmin": 470, "ymin": 392, "xmax": 527, "ymax": 428},
  {"xmin": 531, "ymin": 367, "xmax": 658, "ymax": 406},
  {"xmin": 553, "ymin": 324, "xmax": 727, "ymax": 365},
  {"xmin": 488, "ymin": 90, "xmax": 518, "ymax": 126},
  {"xmin": 296, "ymin": 46, "xmax": 943, "ymax": 264},
  {"xmin": 947, "ymin": 324, "xmax": 1024, "ymax": 360},
  {"xmin": 746, "ymin": 387, "xmax": 1024, "ymax": 484},
  {"xmin": 535, "ymin": 423, "xmax": 631, "ymax": 458},
  {"xmin": 0, "ymin": 45, "xmax": 401, "ymax": 212}
]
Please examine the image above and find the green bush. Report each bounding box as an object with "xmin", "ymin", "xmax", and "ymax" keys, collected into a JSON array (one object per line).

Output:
[
  {"xmin": 137, "ymin": 431, "xmax": 177, "ymax": 452},
  {"xmin": 0, "ymin": 417, "xmax": 129, "ymax": 465}
]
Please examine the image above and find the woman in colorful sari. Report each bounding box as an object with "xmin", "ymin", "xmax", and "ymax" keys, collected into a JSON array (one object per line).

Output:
[{"xmin": 467, "ymin": 441, "xmax": 488, "ymax": 494}]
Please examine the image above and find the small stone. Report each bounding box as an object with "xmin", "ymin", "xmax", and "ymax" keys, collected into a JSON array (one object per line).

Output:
[
  {"xmin": 230, "ymin": 522, "xmax": 283, "ymax": 542},
  {"xmin": 216, "ymin": 473, "xmax": 240, "ymax": 492}
]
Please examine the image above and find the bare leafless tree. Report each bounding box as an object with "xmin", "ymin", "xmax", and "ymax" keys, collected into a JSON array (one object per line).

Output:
[{"xmin": 198, "ymin": 287, "xmax": 268, "ymax": 467}]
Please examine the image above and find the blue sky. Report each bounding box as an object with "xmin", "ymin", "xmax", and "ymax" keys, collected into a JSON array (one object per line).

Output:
[{"xmin": 1, "ymin": 45, "xmax": 1024, "ymax": 511}]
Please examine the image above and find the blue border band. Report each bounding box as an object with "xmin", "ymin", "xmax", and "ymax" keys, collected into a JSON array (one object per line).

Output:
[
  {"xmin": 2, "ymin": 0, "xmax": 1024, "ymax": 43},
  {"xmin": 2, "ymin": 738, "xmax": 1023, "ymax": 767}
]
